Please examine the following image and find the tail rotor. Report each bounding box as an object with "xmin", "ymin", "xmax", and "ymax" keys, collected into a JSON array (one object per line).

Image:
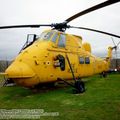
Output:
[{"xmin": 111, "ymin": 37, "xmax": 120, "ymax": 70}]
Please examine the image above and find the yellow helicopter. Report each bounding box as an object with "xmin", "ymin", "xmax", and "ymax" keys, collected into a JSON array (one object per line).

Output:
[{"xmin": 1, "ymin": 0, "xmax": 120, "ymax": 93}]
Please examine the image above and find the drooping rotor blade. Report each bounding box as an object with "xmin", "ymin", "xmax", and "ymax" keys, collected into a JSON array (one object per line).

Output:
[
  {"xmin": 0, "ymin": 24, "xmax": 52, "ymax": 29},
  {"xmin": 65, "ymin": 0, "xmax": 120, "ymax": 23},
  {"xmin": 70, "ymin": 26, "xmax": 120, "ymax": 39}
]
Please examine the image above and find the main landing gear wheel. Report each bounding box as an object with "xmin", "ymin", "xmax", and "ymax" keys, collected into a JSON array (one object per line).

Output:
[{"xmin": 73, "ymin": 81, "xmax": 85, "ymax": 94}]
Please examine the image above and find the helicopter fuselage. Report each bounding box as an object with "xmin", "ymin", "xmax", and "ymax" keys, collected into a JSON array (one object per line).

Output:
[{"xmin": 5, "ymin": 30, "xmax": 110, "ymax": 87}]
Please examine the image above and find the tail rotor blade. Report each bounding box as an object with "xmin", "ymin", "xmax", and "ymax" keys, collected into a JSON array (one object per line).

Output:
[
  {"xmin": 117, "ymin": 41, "xmax": 120, "ymax": 47},
  {"xmin": 111, "ymin": 37, "xmax": 116, "ymax": 46}
]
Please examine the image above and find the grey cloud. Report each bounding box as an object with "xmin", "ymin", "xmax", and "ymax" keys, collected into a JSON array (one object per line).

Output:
[{"xmin": 0, "ymin": 0, "xmax": 120, "ymax": 60}]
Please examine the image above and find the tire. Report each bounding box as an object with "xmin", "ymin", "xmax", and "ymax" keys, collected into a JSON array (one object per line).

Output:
[{"xmin": 75, "ymin": 81, "xmax": 85, "ymax": 93}]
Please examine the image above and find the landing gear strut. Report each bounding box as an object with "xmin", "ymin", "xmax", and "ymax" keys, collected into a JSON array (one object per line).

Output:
[
  {"xmin": 57, "ymin": 54, "xmax": 85, "ymax": 94},
  {"xmin": 58, "ymin": 78, "xmax": 85, "ymax": 94},
  {"xmin": 66, "ymin": 54, "xmax": 85, "ymax": 94}
]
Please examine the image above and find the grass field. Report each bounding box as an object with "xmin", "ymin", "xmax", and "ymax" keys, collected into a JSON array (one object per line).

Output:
[
  {"xmin": 0, "ymin": 74, "xmax": 120, "ymax": 120},
  {"xmin": 0, "ymin": 75, "xmax": 5, "ymax": 87}
]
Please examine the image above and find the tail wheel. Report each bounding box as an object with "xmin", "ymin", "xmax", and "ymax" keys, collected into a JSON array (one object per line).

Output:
[{"xmin": 102, "ymin": 71, "xmax": 107, "ymax": 78}]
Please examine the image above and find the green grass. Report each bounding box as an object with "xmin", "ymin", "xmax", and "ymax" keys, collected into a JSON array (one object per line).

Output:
[
  {"xmin": 0, "ymin": 74, "xmax": 120, "ymax": 120},
  {"xmin": 0, "ymin": 75, "xmax": 5, "ymax": 86}
]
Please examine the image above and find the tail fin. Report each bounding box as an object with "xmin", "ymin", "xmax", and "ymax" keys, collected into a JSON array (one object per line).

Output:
[
  {"xmin": 107, "ymin": 46, "xmax": 113, "ymax": 59},
  {"xmin": 105, "ymin": 45, "xmax": 118, "ymax": 71},
  {"xmin": 105, "ymin": 46, "xmax": 113, "ymax": 68}
]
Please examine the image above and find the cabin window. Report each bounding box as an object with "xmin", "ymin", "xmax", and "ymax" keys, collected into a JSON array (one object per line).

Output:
[
  {"xmin": 58, "ymin": 34, "xmax": 66, "ymax": 47},
  {"xmin": 39, "ymin": 32, "xmax": 53, "ymax": 41},
  {"xmin": 85, "ymin": 57, "xmax": 90, "ymax": 64},
  {"xmin": 52, "ymin": 33, "xmax": 58, "ymax": 43},
  {"xmin": 27, "ymin": 34, "xmax": 37, "ymax": 43},
  {"xmin": 79, "ymin": 57, "xmax": 84, "ymax": 64}
]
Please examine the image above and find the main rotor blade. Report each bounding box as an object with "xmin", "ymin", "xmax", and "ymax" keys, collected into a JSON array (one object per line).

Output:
[
  {"xmin": 0, "ymin": 24, "xmax": 52, "ymax": 29},
  {"xmin": 70, "ymin": 26, "xmax": 120, "ymax": 39},
  {"xmin": 65, "ymin": 0, "xmax": 120, "ymax": 23}
]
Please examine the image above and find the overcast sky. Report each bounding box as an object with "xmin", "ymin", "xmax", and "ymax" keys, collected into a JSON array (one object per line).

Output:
[{"xmin": 0, "ymin": 0, "xmax": 120, "ymax": 60}]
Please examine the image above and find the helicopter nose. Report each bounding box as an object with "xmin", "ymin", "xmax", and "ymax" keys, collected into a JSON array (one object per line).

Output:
[{"xmin": 5, "ymin": 61, "xmax": 35, "ymax": 78}]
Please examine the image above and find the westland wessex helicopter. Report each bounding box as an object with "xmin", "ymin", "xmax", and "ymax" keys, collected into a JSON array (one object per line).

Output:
[{"xmin": 0, "ymin": 0, "xmax": 120, "ymax": 93}]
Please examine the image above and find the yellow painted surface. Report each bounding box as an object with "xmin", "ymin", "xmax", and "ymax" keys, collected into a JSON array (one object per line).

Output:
[
  {"xmin": 82, "ymin": 42, "xmax": 91, "ymax": 53},
  {"xmin": 4, "ymin": 30, "xmax": 112, "ymax": 87}
]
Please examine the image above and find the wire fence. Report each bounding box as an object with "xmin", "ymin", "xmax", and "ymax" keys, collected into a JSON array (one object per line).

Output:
[
  {"xmin": 0, "ymin": 61, "xmax": 11, "ymax": 87},
  {"xmin": 110, "ymin": 59, "xmax": 120, "ymax": 69},
  {"xmin": 0, "ymin": 60, "xmax": 11, "ymax": 72}
]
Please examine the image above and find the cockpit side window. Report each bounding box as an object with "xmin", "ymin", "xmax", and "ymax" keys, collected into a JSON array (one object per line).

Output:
[
  {"xmin": 58, "ymin": 34, "xmax": 66, "ymax": 47},
  {"xmin": 39, "ymin": 32, "xmax": 53, "ymax": 41},
  {"xmin": 52, "ymin": 33, "xmax": 58, "ymax": 43}
]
